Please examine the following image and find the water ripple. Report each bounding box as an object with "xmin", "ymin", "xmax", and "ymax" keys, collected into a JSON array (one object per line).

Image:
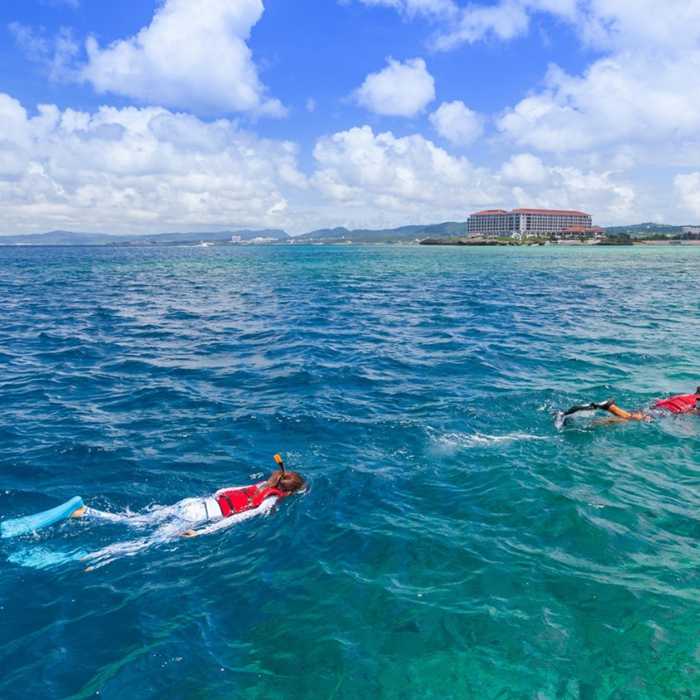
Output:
[{"xmin": 2, "ymin": 245, "xmax": 700, "ymax": 698}]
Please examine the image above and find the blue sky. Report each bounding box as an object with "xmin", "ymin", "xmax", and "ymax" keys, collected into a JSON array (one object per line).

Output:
[{"xmin": 1, "ymin": 0, "xmax": 699, "ymax": 235}]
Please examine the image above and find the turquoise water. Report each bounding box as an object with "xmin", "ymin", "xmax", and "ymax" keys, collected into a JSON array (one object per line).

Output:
[{"xmin": 1, "ymin": 244, "xmax": 700, "ymax": 699}]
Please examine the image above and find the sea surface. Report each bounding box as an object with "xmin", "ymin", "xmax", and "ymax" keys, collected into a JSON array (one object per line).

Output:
[{"xmin": 1, "ymin": 243, "xmax": 700, "ymax": 699}]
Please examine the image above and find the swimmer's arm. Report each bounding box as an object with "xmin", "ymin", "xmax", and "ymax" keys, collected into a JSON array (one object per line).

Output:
[
  {"xmin": 179, "ymin": 498, "xmax": 277, "ymax": 538},
  {"xmin": 213, "ymin": 485, "xmax": 245, "ymax": 497}
]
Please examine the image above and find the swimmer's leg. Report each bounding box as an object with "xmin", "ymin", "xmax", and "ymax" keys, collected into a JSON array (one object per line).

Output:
[
  {"xmin": 602, "ymin": 401, "xmax": 647, "ymax": 421},
  {"xmin": 563, "ymin": 398, "xmax": 615, "ymax": 416},
  {"xmin": 71, "ymin": 499, "xmax": 197, "ymax": 527},
  {"xmin": 74, "ymin": 506, "xmax": 165, "ymax": 526},
  {"xmin": 81, "ymin": 507, "xmax": 134, "ymax": 523}
]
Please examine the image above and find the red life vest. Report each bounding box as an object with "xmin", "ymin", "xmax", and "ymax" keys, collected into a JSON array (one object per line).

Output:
[
  {"xmin": 216, "ymin": 483, "xmax": 286, "ymax": 517},
  {"xmin": 654, "ymin": 394, "xmax": 699, "ymax": 413}
]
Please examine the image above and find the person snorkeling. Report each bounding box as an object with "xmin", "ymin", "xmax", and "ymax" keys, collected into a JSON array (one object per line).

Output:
[
  {"xmin": 563, "ymin": 386, "xmax": 700, "ymax": 422},
  {"xmin": 2, "ymin": 455, "xmax": 304, "ymax": 569},
  {"xmin": 67, "ymin": 454, "xmax": 305, "ymax": 539}
]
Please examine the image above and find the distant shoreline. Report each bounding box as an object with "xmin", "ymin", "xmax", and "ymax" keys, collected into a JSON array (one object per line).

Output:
[
  {"xmin": 1, "ymin": 220, "xmax": 697, "ymax": 247},
  {"xmin": 3, "ymin": 240, "xmax": 700, "ymax": 249}
]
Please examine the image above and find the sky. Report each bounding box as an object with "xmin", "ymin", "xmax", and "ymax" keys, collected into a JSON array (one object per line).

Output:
[{"xmin": 1, "ymin": 0, "xmax": 699, "ymax": 235}]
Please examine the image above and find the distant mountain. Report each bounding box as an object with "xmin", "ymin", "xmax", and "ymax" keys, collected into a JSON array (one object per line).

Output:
[
  {"xmin": 298, "ymin": 222, "xmax": 467, "ymax": 242},
  {"xmin": 0, "ymin": 230, "xmax": 120, "ymax": 246},
  {"xmin": 0, "ymin": 229, "xmax": 290, "ymax": 246}
]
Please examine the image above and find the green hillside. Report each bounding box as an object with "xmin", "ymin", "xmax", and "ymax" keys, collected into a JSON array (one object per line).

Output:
[
  {"xmin": 604, "ymin": 222, "xmax": 685, "ymax": 237},
  {"xmin": 298, "ymin": 222, "xmax": 467, "ymax": 242}
]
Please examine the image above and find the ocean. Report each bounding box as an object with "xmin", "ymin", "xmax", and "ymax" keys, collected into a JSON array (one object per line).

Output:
[{"xmin": 1, "ymin": 243, "xmax": 700, "ymax": 699}]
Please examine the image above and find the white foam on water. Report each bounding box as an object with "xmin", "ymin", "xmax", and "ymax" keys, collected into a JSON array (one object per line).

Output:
[{"xmin": 433, "ymin": 430, "xmax": 550, "ymax": 451}]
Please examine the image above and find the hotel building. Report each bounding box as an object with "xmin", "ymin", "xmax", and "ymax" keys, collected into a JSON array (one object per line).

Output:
[{"xmin": 467, "ymin": 208, "xmax": 600, "ymax": 239}]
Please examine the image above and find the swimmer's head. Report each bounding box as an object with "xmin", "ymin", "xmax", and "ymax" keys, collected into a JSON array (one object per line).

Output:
[
  {"xmin": 696, "ymin": 385, "xmax": 700, "ymax": 395},
  {"xmin": 259, "ymin": 468, "xmax": 305, "ymax": 495},
  {"xmin": 277, "ymin": 470, "xmax": 305, "ymax": 493},
  {"xmin": 259, "ymin": 454, "xmax": 305, "ymax": 495}
]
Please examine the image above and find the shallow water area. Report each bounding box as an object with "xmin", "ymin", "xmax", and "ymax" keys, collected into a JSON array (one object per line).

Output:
[{"xmin": 2, "ymin": 244, "xmax": 700, "ymax": 698}]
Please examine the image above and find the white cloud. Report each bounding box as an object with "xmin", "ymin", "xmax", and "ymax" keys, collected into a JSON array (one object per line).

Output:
[
  {"xmin": 351, "ymin": 1, "xmax": 700, "ymax": 172},
  {"xmin": 0, "ymin": 92, "xmax": 655, "ymax": 234},
  {"xmin": 352, "ymin": 0, "xmax": 456, "ymax": 19},
  {"xmin": 428, "ymin": 0, "xmax": 700, "ymax": 52},
  {"xmin": 496, "ymin": 51, "xmax": 700, "ymax": 165},
  {"xmin": 0, "ymin": 94, "xmax": 304, "ymax": 234},
  {"xmin": 9, "ymin": 23, "xmax": 50, "ymax": 61},
  {"xmin": 311, "ymin": 124, "xmax": 497, "ymax": 213},
  {"xmin": 433, "ymin": 0, "xmax": 531, "ymax": 50},
  {"xmin": 353, "ymin": 58, "xmax": 436, "ymax": 117},
  {"xmin": 10, "ymin": 23, "xmax": 80, "ymax": 82},
  {"xmin": 429, "ymin": 101, "xmax": 483, "ymax": 146},
  {"xmin": 309, "ymin": 124, "xmax": 641, "ymax": 227},
  {"xmin": 674, "ymin": 173, "xmax": 700, "ymax": 220},
  {"xmin": 500, "ymin": 153, "xmax": 548, "ymax": 185},
  {"xmin": 506, "ymin": 163, "xmax": 637, "ymax": 223},
  {"xmin": 388, "ymin": 1, "xmax": 700, "ymax": 176},
  {"xmin": 79, "ymin": 0, "xmax": 284, "ymax": 116},
  {"xmin": 568, "ymin": 0, "xmax": 700, "ymax": 53}
]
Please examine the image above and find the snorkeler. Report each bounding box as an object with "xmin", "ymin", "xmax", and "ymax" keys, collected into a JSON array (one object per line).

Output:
[
  {"xmin": 2, "ymin": 455, "xmax": 304, "ymax": 569},
  {"xmin": 68, "ymin": 454, "xmax": 305, "ymax": 538},
  {"xmin": 563, "ymin": 387, "xmax": 700, "ymax": 422}
]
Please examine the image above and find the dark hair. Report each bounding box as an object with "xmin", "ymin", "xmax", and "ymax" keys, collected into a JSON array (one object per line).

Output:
[
  {"xmin": 696, "ymin": 385, "xmax": 700, "ymax": 396},
  {"xmin": 256, "ymin": 469, "xmax": 305, "ymax": 496}
]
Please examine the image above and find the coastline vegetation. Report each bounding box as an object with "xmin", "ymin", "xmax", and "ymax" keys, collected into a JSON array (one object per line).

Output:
[{"xmin": 419, "ymin": 233, "xmax": 635, "ymax": 246}]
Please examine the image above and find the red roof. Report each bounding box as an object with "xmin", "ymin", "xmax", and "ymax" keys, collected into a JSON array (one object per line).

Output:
[
  {"xmin": 471, "ymin": 208, "xmax": 591, "ymax": 217},
  {"xmin": 562, "ymin": 226, "xmax": 605, "ymax": 232},
  {"xmin": 511, "ymin": 208, "xmax": 590, "ymax": 216}
]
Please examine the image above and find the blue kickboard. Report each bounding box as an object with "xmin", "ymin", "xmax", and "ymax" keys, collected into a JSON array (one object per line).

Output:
[{"xmin": 1, "ymin": 496, "xmax": 84, "ymax": 538}]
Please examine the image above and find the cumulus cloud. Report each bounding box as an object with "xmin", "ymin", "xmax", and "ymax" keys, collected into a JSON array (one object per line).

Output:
[
  {"xmin": 427, "ymin": 0, "xmax": 698, "ymax": 52},
  {"xmin": 433, "ymin": 0, "xmax": 532, "ymax": 50},
  {"xmin": 312, "ymin": 124, "xmax": 498, "ymax": 213},
  {"xmin": 674, "ymin": 173, "xmax": 700, "ymax": 220},
  {"xmin": 0, "ymin": 92, "xmax": 650, "ymax": 234},
  {"xmin": 352, "ymin": 1, "xmax": 700, "ymax": 172},
  {"xmin": 429, "ymin": 101, "xmax": 483, "ymax": 146},
  {"xmin": 567, "ymin": 0, "xmax": 700, "ymax": 53},
  {"xmin": 506, "ymin": 163, "xmax": 637, "ymax": 223},
  {"xmin": 79, "ymin": 0, "xmax": 284, "ymax": 116},
  {"xmin": 353, "ymin": 58, "xmax": 436, "ymax": 117},
  {"xmin": 309, "ymin": 124, "xmax": 641, "ymax": 226},
  {"xmin": 0, "ymin": 94, "xmax": 304, "ymax": 234},
  {"xmin": 496, "ymin": 51, "xmax": 700, "ymax": 164},
  {"xmin": 500, "ymin": 153, "xmax": 548, "ymax": 185}
]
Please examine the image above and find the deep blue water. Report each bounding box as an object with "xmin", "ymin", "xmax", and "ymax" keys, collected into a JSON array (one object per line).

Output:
[{"xmin": 1, "ymin": 244, "xmax": 700, "ymax": 699}]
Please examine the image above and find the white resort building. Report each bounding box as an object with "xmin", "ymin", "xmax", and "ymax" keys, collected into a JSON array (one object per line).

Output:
[{"xmin": 467, "ymin": 208, "xmax": 605, "ymax": 240}]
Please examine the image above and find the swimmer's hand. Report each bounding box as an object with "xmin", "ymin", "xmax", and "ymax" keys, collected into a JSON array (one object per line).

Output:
[{"xmin": 181, "ymin": 529, "xmax": 198, "ymax": 538}]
